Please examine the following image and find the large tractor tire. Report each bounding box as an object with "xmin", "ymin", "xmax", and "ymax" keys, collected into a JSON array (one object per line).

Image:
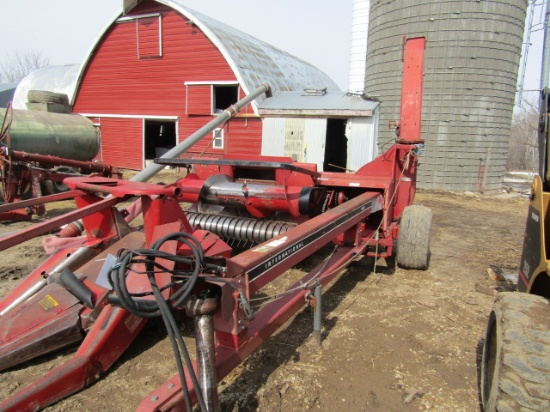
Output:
[
  {"xmin": 396, "ymin": 204, "xmax": 432, "ymax": 270},
  {"xmin": 481, "ymin": 292, "xmax": 550, "ymax": 411}
]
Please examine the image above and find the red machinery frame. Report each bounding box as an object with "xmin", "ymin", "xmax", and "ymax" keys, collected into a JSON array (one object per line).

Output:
[
  {"xmin": 0, "ymin": 37, "xmax": 426, "ymax": 412},
  {"xmin": 0, "ymin": 147, "xmax": 119, "ymax": 221}
]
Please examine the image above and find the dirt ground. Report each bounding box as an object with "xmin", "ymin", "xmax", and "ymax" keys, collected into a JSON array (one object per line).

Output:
[{"xmin": 0, "ymin": 187, "xmax": 529, "ymax": 411}]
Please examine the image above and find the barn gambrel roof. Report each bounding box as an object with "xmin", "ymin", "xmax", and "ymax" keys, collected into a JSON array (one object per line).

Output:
[{"xmin": 70, "ymin": 0, "xmax": 339, "ymax": 112}]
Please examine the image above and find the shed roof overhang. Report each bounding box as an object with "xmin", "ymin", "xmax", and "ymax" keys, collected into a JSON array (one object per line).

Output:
[
  {"xmin": 258, "ymin": 90, "xmax": 378, "ymax": 118},
  {"xmin": 259, "ymin": 109, "xmax": 373, "ymax": 117}
]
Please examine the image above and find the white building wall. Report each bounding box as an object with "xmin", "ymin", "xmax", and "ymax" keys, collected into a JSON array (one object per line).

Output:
[
  {"xmin": 262, "ymin": 115, "xmax": 378, "ymax": 172},
  {"xmin": 261, "ymin": 118, "xmax": 285, "ymax": 156},
  {"xmin": 347, "ymin": 113, "xmax": 378, "ymax": 171},
  {"xmin": 304, "ymin": 118, "xmax": 327, "ymax": 170}
]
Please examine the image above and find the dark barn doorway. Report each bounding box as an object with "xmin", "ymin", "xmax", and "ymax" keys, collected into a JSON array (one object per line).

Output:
[
  {"xmin": 324, "ymin": 119, "xmax": 348, "ymax": 172},
  {"xmin": 144, "ymin": 120, "xmax": 176, "ymax": 165}
]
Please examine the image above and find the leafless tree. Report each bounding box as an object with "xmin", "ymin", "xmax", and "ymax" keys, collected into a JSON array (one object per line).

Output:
[
  {"xmin": 0, "ymin": 50, "xmax": 50, "ymax": 83},
  {"xmin": 506, "ymin": 100, "xmax": 539, "ymax": 171}
]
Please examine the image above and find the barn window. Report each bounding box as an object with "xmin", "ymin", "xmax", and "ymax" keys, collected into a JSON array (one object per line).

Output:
[
  {"xmin": 117, "ymin": 13, "xmax": 162, "ymax": 59},
  {"xmin": 212, "ymin": 128, "xmax": 224, "ymax": 149},
  {"xmin": 213, "ymin": 85, "xmax": 239, "ymax": 113},
  {"xmin": 184, "ymin": 82, "xmax": 239, "ymax": 115}
]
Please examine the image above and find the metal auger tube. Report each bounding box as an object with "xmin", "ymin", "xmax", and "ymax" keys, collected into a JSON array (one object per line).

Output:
[
  {"xmin": 185, "ymin": 212, "xmax": 296, "ymax": 244},
  {"xmin": 130, "ymin": 84, "xmax": 270, "ymax": 183}
]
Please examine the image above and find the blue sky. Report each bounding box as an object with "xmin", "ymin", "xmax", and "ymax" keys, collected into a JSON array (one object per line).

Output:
[{"xmin": 0, "ymin": 0, "xmax": 544, "ymax": 106}]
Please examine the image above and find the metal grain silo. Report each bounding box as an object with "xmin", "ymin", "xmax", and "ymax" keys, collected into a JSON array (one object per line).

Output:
[{"xmin": 364, "ymin": 0, "xmax": 527, "ymax": 192}]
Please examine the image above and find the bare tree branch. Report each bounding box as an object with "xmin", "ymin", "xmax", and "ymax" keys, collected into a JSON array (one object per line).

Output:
[
  {"xmin": 506, "ymin": 102, "xmax": 539, "ymax": 171},
  {"xmin": 0, "ymin": 50, "xmax": 50, "ymax": 83}
]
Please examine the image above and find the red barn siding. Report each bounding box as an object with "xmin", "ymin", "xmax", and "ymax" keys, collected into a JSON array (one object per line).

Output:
[
  {"xmin": 178, "ymin": 116, "xmax": 262, "ymax": 158},
  {"xmin": 137, "ymin": 16, "xmax": 161, "ymax": 58},
  {"xmin": 186, "ymin": 85, "xmax": 212, "ymax": 115},
  {"xmin": 73, "ymin": 0, "xmax": 262, "ymax": 169},
  {"xmin": 226, "ymin": 118, "xmax": 263, "ymax": 155},
  {"xmin": 100, "ymin": 118, "xmax": 143, "ymax": 169}
]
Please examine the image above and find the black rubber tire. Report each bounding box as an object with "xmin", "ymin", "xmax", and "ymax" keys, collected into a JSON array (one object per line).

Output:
[
  {"xmin": 27, "ymin": 90, "xmax": 70, "ymax": 105},
  {"xmin": 481, "ymin": 292, "xmax": 550, "ymax": 411},
  {"xmin": 40, "ymin": 180, "xmax": 55, "ymax": 196},
  {"xmin": 396, "ymin": 204, "xmax": 432, "ymax": 270},
  {"xmin": 52, "ymin": 167, "xmax": 75, "ymax": 193}
]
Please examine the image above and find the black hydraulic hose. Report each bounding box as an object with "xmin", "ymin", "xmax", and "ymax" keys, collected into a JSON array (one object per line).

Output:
[
  {"xmin": 107, "ymin": 232, "xmax": 209, "ymax": 410},
  {"xmin": 108, "ymin": 233, "xmax": 204, "ymax": 317},
  {"xmin": 147, "ymin": 268, "xmax": 199, "ymax": 411}
]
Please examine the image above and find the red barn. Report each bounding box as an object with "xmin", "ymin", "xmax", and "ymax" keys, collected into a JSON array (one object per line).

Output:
[{"xmin": 71, "ymin": 0, "xmax": 339, "ymax": 170}]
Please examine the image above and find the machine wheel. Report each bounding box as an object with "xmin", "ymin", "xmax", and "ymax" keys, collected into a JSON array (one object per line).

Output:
[
  {"xmin": 396, "ymin": 205, "xmax": 432, "ymax": 270},
  {"xmin": 52, "ymin": 167, "xmax": 75, "ymax": 193},
  {"xmin": 40, "ymin": 180, "xmax": 55, "ymax": 196},
  {"xmin": 481, "ymin": 292, "xmax": 550, "ymax": 411},
  {"xmin": 27, "ymin": 90, "xmax": 70, "ymax": 105}
]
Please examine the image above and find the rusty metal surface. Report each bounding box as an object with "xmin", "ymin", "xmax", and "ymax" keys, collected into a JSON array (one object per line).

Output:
[
  {"xmin": 0, "ymin": 30, "xmax": 429, "ymax": 411},
  {"xmin": 6, "ymin": 149, "xmax": 114, "ymax": 173},
  {"xmin": 0, "ymin": 190, "xmax": 86, "ymax": 213},
  {"xmin": 138, "ymin": 244, "xmax": 366, "ymax": 411}
]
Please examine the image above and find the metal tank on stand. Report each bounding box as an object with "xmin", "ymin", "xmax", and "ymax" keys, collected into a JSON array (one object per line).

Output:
[{"xmin": 0, "ymin": 108, "xmax": 99, "ymax": 161}]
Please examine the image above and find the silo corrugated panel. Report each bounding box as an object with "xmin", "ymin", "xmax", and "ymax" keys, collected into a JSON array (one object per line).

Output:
[{"xmin": 365, "ymin": 0, "xmax": 527, "ymax": 192}]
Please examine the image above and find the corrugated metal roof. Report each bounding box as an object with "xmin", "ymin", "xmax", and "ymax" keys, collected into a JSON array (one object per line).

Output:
[
  {"xmin": 258, "ymin": 91, "xmax": 378, "ymax": 116},
  {"xmin": 12, "ymin": 65, "xmax": 79, "ymax": 110},
  {"xmin": 171, "ymin": 1, "xmax": 340, "ymax": 97}
]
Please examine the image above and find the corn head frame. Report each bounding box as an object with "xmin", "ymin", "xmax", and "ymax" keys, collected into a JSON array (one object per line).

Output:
[{"xmin": 0, "ymin": 37, "xmax": 429, "ymax": 412}]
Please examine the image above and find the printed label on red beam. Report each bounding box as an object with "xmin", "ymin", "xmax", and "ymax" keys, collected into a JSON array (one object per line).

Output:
[{"xmin": 38, "ymin": 294, "xmax": 60, "ymax": 311}]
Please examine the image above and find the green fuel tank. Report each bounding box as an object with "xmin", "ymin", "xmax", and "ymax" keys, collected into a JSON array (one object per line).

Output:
[{"xmin": 0, "ymin": 108, "xmax": 99, "ymax": 161}]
